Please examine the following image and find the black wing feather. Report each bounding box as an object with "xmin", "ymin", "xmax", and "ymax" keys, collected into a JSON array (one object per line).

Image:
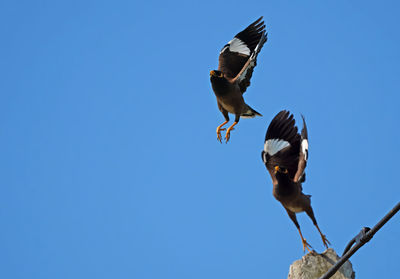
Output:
[{"xmin": 235, "ymin": 17, "xmax": 265, "ymax": 53}]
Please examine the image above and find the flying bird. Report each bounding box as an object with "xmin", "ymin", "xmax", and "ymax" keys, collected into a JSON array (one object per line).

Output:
[
  {"xmin": 261, "ymin": 110, "xmax": 330, "ymax": 252},
  {"xmin": 210, "ymin": 17, "xmax": 267, "ymax": 143}
]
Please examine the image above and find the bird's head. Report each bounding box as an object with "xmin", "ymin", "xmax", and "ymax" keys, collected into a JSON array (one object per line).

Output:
[
  {"xmin": 274, "ymin": 165, "xmax": 288, "ymax": 175},
  {"xmin": 210, "ymin": 70, "xmax": 224, "ymax": 79}
]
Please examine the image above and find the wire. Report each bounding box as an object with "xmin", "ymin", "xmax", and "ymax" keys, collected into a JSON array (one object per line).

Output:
[{"xmin": 319, "ymin": 202, "xmax": 400, "ymax": 279}]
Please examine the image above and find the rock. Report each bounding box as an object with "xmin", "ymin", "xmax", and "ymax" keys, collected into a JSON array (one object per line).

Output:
[{"xmin": 287, "ymin": 248, "xmax": 355, "ymax": 279}]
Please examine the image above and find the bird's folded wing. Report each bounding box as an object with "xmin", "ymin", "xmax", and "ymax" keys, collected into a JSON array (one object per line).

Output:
[{"xmin": 294, "ymin": 115, "xmax": 309, "ymax": 183}]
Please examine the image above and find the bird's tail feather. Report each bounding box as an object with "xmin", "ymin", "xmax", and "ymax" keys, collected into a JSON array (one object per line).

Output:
[{"xmin": 241, "ymin": 104, "xmax": 262, "ymax": 118}]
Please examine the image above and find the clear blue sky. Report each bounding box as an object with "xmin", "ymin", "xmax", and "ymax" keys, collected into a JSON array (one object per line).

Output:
[{"xmin": 1, "ymin": 1, "xmax": 400, "ymax": 278}]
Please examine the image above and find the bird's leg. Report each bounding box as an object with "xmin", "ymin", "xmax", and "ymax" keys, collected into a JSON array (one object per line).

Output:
[
  {"xmin": 297, "ymin": 227, "xmax": 313, "ymax": 253},
  {"xmin": 315, "ymin": 223, "xmax": 330, "ymax": 248},
  {"xmin": 305, "ymin": 207, "xmax": 330, "ymax": 249},
  {"xmin": 286, "ymin": 209, "xmax": 312, "ymax": 253},
  {"xmin": 216, "ymin": 108, "xmax": 230, "ymax": 143},
  {"xmin": 225, "ymin": 122, "xmax": 238, "ymax": 143},
  {"xmin": 216, "ymin": 121, "xmax": 229, "ymax": 143}
]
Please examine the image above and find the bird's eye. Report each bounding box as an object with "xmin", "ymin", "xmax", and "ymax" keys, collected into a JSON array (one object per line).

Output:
[{"xmin": 274, "ymin": 166, "xmax": 288, "ymax": 174}]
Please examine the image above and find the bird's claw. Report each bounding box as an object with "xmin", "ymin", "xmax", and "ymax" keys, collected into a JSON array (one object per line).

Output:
[
  {"xmin": 321, "ymin": 234, "xmax": 331, "ymax": 248},
  {"xmin": 216, "ymin": 128, "xmax": 226, "ymax": 143},
  {"xmin": 216, "ymin": 122, "xmax": 228, "ymax": 143},
  {"xmin": 225, "ymin": 127, "xmax": 235, "ymax": 143},
  {"xmin": 225, "ymin": 134, "xmax": 230, "ymax": 143},
  {"xmin": 217, "ymin": 132, "xmax": 223, "ymax": 143}
]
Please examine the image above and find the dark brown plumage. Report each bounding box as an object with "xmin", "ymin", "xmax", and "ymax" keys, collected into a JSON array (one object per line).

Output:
[
  {"xmin": 210, "ymin": 17, "xmax": 267, "ymax": 143},
  {"xmin": 261, "ymin": 110, "xmax": 330, "ymax": 252}
]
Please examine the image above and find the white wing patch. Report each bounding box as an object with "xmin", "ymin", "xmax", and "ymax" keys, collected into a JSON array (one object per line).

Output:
[
  {"xmin": 226, "ymin": 38, "xmax": 250, "ymax": 56},
  {"xmin": 301, "ymin": 139, "xmax": 309, "ymax": 161},
  {"xmin": 264, "ymin": 139, "xmax": 290, "ymax": 156}
]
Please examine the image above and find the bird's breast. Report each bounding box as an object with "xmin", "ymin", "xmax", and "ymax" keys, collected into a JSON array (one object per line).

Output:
[
  {"xmin": 273, "ymin": 181, "xmax": 299, "ymax": 200},
  {"xmin": 210, "ymin": 77, "xmax": 231, "ymax": 97},
  {"xmin": 218, "ymin": 97, "xmax": 244, "ymax": 114}
]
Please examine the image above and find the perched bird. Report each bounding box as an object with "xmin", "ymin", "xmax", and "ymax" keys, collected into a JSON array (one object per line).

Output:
[
  {"xmin": 261, "ymin": 110, "xmax": 330, "ymax": 252},
  {"xmin": 210, "ymin": 17, "xmax": 267, "ymax": 143}
]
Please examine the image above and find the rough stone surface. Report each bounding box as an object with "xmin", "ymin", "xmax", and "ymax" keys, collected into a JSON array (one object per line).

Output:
[{"xmin": 287, "ymin": 248, "xmax": 355, "ymax": 279}]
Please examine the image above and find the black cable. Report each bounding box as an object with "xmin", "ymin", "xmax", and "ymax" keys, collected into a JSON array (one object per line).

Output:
[{"xmin": 319, "ymin": 202, "xmax": 400, "ymax": 279}]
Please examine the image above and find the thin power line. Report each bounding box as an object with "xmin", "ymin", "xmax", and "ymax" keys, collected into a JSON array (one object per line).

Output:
[{"xmin": 319, "ymin": 202, "xmax": 400, "ymax": 279}]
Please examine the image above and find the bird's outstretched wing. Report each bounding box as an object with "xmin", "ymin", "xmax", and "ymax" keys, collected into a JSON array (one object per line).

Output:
[
  {"xmin": 294, "ymin": 115, "xmax": 308, "ymax": 183},
  {"xmin": 218, "ymin": 17, "xmax": 267, "ymax": 93},
  {"xmin": 233, "ymin": 29, "xmax": 267, "ymax": 94},
  {"xmin": 261, "ymin": 110, "xmax": 301, "ymax": 181}
]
